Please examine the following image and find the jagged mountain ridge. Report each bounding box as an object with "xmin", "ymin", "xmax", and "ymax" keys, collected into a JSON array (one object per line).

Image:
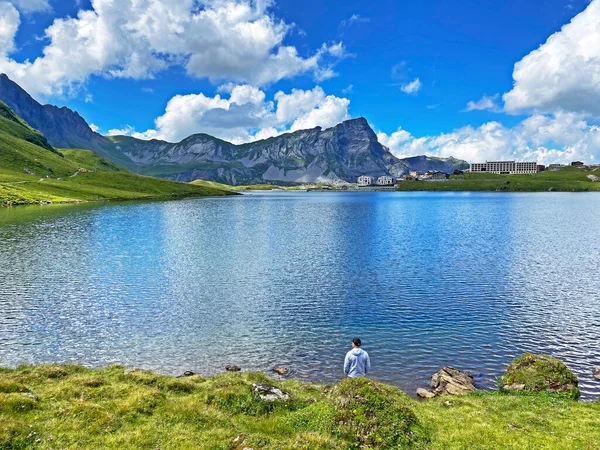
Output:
[
  {"xmin": 0, "ymin": 74, "xmax": 469, "ymax": 185},
  {"xmin": 108, "ymin": 119, "xmax": 468, "ymax": 184},
  {"xmin": 0, "ymin": 74, "xmax": 110, "ymax": 152}
]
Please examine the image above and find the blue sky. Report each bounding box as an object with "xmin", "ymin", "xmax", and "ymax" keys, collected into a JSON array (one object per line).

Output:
[{"xmin": 1, "ymin": 0, "xmax": 599, "ymax": 164}]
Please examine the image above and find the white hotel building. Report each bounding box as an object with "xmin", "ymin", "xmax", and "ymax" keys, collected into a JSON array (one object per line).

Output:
[{"xmin": 470, "ymin": 161, "xmax": 538, "ymax": 174}]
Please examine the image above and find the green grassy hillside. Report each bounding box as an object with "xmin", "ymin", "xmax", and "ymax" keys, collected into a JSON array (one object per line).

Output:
[
  {"xmin": 1, "ymin": 172, "xmax": 234, "ymax": 206},
  {"xmin": 0, "ymin": 365, "xmax": 598, "ymax": 450},
  {"xmin": 191, "ymin": 180, "xmax": 307, "ymax": 191},
  {"xmin": 0, "ymin": 101, "xmax": 55, "ymax": 153},
  {"xmin": 190, "ymin": 179, "xmax": 238, "ymax": 191},
  {"xmin": 396, "ymin": 167, "xmax": 600, "ymax": 192},
  {"xmin": 59, "ymin": 149, "xmax": 129, "ymax": 173},
  {"xmin": 0, "ymin": 105, "xmax": 234, "ymax": 206}
]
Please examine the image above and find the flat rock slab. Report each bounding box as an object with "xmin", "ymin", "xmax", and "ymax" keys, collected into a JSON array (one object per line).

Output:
[{"xmin": 252, "ymin": 383, "xmax": 290, "ymax": 401}]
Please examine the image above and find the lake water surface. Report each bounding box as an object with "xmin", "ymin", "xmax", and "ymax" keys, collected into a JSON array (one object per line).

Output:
[{"xmin": 1, "ymin": 192, "xmax": 599, "ymax": 399}]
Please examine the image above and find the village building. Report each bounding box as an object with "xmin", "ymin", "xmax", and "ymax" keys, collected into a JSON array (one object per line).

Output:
[
  {"xmin": 469, "ymin": 161, "xmax": 538, "ymax": 174},
  {"xmin": 425, "ymin": 171, "xmax": 450, "ymax": 181},
  {"xmin": 572, "ymin": 161, "xmax": 585, "ymax": 167},
  {"xmin": 376, "ymin": 176, "xmax": 395, "ymax": 186},
  {"xmin": 357, "ymin": 176, "xmax": 374, "ymax": 187}
]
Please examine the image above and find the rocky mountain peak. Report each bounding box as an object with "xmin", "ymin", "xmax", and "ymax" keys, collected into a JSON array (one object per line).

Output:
[{"xmin": 0, "ymin": 73, "xmax": 109, "ymax": 152}]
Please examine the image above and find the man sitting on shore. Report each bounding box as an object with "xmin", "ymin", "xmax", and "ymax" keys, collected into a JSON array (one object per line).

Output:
[{"xmin": 344, "ymin": 338, "xmax": 371, "ymax": 378}]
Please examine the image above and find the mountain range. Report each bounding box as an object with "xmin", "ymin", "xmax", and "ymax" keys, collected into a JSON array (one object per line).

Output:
[{"xmin": 0, "ymin": 74, "xmax": 468, "ymax": 185}]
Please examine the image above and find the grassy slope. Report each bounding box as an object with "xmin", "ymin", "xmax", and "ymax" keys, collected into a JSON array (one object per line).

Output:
[
  {"xmin": 191, "ymin": 180, "xmax": 306, "ymax": 191},
  {"xmin": 396, "ymin": 167, "xmax": 600, "ymax": 192},
  {"xmin": 1, "ymin": 172, "xmax": 233, "ymax": 206},
  {"xmin": 0, "ymin": 101, "xmax": 55, "ymax": 153},
  {"xmin": 0, "ymin": 365, "xmax": 598, "ymax": 450},
  {"xmin": 59, "ymin": 149, "xmax": 129, "ymax": 173},
  {"xmin": 0, "ymin": 107, "xmax": 234, "ymax": 206},
  {"xmin": 190, "ymin": 179, "xmax": 238, "ymax": 191}
]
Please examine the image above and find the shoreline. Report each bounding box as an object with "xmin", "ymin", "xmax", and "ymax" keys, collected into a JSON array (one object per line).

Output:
[
  {"xmin": 1, "ymin": 356, "xmax": 599, "ymax": 449},
  {"xmin": 2, "ymin": 353, "xmax": 597, "ymax": 403},
  {"xmin": 0, "ymin": 191, "xmax": 240, "ymax": 209}
]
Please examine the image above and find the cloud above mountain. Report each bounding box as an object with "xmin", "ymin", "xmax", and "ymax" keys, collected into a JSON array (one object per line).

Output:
[
  {"xmin": 128, "ymin": 85, "xmax": 350, "ymax": 143},
  {"xmin": 379, "ymin": 112, "xmax": 600, "ymax": 165},
  {"xmin": 0, "ymin": 0, "xmax": 346, "ymax": 97},
  {"xmin": 0, "ymin": 3, "xmax": 19, "ymax": 54},
  {"xmin": 503, "ymin": 0, "xmax": 600, "ymax": 117}
]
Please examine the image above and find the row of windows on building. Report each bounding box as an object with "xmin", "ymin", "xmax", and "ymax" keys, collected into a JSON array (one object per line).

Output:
[{"xmin": 469, "ymin": 161, "xmax": 538, "ymax": 174}]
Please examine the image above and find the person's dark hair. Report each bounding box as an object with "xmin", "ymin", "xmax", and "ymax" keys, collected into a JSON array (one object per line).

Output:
[{"xmin": 352, "ymin": 338, "xmax": 361, "ymax": 347}]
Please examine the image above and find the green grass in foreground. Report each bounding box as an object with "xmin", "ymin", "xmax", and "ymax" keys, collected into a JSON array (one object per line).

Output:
[
  {"xmin": 396, "ymin": 167, "xmax": 600, "ymax": 192},
  {"xmin": 1, "ymin": 365, "xmax": 599, "ymax": 450}
]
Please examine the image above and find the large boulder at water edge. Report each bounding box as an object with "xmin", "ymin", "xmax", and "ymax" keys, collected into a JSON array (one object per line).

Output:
[
  {"xmin": 500, "ymin": 353, "xmax": 580, "ymax": 399},
  {"xmin": 418, "ymin": 367, "xmax": 476, "ymax": 398},
  {"xmin": 594, "ymin": 367, "xmax": 600, "ymax": 381}
]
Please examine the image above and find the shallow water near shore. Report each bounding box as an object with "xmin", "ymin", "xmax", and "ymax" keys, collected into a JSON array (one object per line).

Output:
[{"xmin": 1, "ymin": 192, "xmax": 599, "ymax": 399}]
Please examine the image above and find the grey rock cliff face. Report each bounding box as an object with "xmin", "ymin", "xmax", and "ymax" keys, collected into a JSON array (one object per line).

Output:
[
  {"xmin": 112, "ymin": 117, "xmax": 468, "ymax": 185},
  {"xmin": 0, "ymin": 74, "xmax": 110, "ymax": 152}
]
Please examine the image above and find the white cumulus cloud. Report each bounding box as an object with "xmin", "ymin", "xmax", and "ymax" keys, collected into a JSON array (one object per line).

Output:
[
  {"xmin": 128, "ymin": 85, "xmax": 351, "ymax": 144},
  {"xmin": 464, "ymin": 94, "xmax": 500, "ymax": 112},
  {"xmin": 0, "ymin": 3, "xmax": 20, "ymax": 54},
  {"xmin": 378, "ymin": 112, "xmax": 600, "ymax": 165},
  {"xmin": 503, "ymin": 0, "xmax": 600, "ymax": 116},
  {"xmin": 401, "ymin": 78, "xmax": 422, "ymax": 95},
  {"xmin": 0, "ymin": 0, "xmax": 347, "ymax": 98}
]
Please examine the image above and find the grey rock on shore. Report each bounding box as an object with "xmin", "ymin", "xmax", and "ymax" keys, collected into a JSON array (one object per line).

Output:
[
  {"xmin": 418, "ymin": 366, "xmax": 476, "ymax": 398},
  {"xmin": 252, "ymin": 383, "xmax": 290, "ymax": 402},
  {"xmin": 594, "ymin": 368, "xmax": 600, "ymax": 381}
]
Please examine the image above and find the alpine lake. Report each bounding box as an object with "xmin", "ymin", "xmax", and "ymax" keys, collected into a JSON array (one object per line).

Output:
[{"xmin": 1, "ymin": 191, "xmax": 599, "ymax": 399}]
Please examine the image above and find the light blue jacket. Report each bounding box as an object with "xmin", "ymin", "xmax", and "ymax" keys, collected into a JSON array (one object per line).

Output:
[{"xmin": 344, "ymin": 348, "xmax": 371, "ymax": 378}]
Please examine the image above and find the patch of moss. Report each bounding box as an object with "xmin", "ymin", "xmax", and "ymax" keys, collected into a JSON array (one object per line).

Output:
[
  {"xmin": 330, "ymin": 377, "xmax": 429, "ymax": 448},
  {"xmin": 500, "ymin": 353, "xmax": 580, "ymax": 399}
]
